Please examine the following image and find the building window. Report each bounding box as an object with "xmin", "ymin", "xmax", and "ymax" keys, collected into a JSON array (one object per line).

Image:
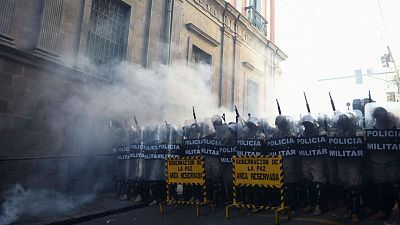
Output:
[
  {"xmin": 36, "ymin": 0, "xmax": 63, "ymax": 54},
  {"xmin": 86, "ymin": 0, "xmax": 129, "ymax": 81},
  {"xmin": 0, "ymin": 0, "xmax": 15, "ymax": 41},
  {"xmin": 245, "ymin": 0, "xmax": 267, "ymax": 36},
  {"xmin": 191, "ymin": 45, "xmax": 213, "ymax": 90},
  {"xmin": 191, "ymin": 45, "xmax": 212, "ymax": 65},
  {"xmin": 246, "ymin": 79, "xmax": 259, "ymax": 115}
]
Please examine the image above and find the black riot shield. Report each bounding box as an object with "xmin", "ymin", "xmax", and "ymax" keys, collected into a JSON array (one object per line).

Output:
[
  {"xmin": 329, "ymin": 111, "xmax": 365, "ymax": 188},
  {"xmin": 183, "ymin": 119, "xmax": 203, "ymax": 156},
  {"xmin": 217, "ymin": 123, "xmax": 236, "ymax": 185},
  {"xmin": 216, "ymin": 122, "xmax": 237, "ymax": 203},
  {"xmin": 236, "ymin": 116, "xmax": 264, "ymax": 157},
  {"xmin": 202, "ymin": 117, "xmax": 221, "ymax": 182},
  {"xmin": 298, "ymin": 114, "xmax": 328, "ymax": 183},
  {"xmin": 329, "ymin": 111, "xmax": 366, "ymax": 218},
  {"xmin": 201, "ymin": 116, "xmax": 222, "ymax": 203},
  {"xmin": 236, "ymin": 116, "xmax": 266, "ymax": 205},
  {"xmin": 365, "ymin": 102, "xmax": 400, "ymax": 184},
  {"xmin": 270, "ymin": 115, "xmax": 300, "ymax": 186}
]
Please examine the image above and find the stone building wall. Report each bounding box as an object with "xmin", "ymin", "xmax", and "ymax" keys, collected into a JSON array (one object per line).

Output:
[{"xmin": 0, "ymin": 0, "xmax": 286, "ymax": 193}]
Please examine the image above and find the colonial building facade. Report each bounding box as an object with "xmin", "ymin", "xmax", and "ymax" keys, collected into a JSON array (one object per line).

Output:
[{"xmin": 0, "ymin": 0, "xmax": 286, "ymax": 192}]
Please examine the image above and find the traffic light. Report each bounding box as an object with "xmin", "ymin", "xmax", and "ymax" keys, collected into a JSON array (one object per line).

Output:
[
  {"xmin": 355, "ymin": 69, "xmax": 362, "ymax": 84},
  {"xmin": 381, "ymin": 54, "xmax": 391, "ymax": 67}
]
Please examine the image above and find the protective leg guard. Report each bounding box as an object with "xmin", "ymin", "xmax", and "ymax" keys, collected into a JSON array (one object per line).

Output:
[
  {"xmin": 160, "ymin": 181, "xmax": 167, "ymax": 201},
  {"xmin": 302, "ymin": 182, "xmax": 314, "ymax": 213},
  {"xmin": 142, "ymin": 182, "xmax": 150, "ymax": 200},
  {"xmin": 226, "ymin": 185, "xmax": 233, "ymax": 203},
  {"xmin": 183, "ymin": 184, "xmax": 191, "ymax": 201},
  {"xmin": 350, "ymin": 188, "xmax": 361, "ymax": 217},
  {"xmin": 305, "ymin": 182, "xmax": 313, "ymax": 205},
  {"xmin": 150, "ymin": 181, "xmax": 162, "ymax": 201},
  {"xmin": 362, "ymin": 182, "xmax": 374, "ymax": 214},
  {"xmin": 116, "ymin": 180, "xmax": 122, "ymax": 195},
  {"xmin": 314, "ymin": 182, "xmax": 324, "ymax": 206},
  {"xmin": 381, "ymin": 183, "xmax": 396, "ymax": 218},
  {"xmin": 284, "ymin": 184, "xmax": 295, "ymax": 206},
  {"xmin": 313, "ymin": 182, "xmax": 324, "ymax": 216}
]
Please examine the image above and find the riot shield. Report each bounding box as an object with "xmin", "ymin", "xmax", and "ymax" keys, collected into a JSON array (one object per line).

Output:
[
  {"xmin": 216, "ymin": 123, "xmax": 236, "ymax": 185},
  {"xmin": 260, "ymin": 118, "xmax": 277, "ymax": 139},
  {"xmin": 129, "ymin": 126, "xmax": 145, "ymax": 181},
  {"xmin": 183, "ymin": 119, "xmax": 203, "ymax": 156},
  {"xmin": 182, "ymin": 119, "xmax": 204, "ymax": 201},
  {"xmin": 143, "ymin": 125, "xmax": 164, "ymax": 181},
  {"xmin": 161, "ymin": 124, "xmax": 181, "ymax": 158},
  {"xmin": 160, "ymin": 123, "xmax": 182, "ymax": 201},
  {"xmin": 328, "ymin": 111, "xmax": 365, "ymax": 187},
  {"xmin": 365, "ymin": 102, "xmax": 400, "ymax": 129},
  {"xmin": 111, "ymin": 120, "xmax": 129, "ymax": 182},
  {"xmin": 298, "ymin": 114, "xmax": 328, "ymax": 212},
  {"xmin": 235, "ymin": 116, "xmax": 265, "ymax": 205},
  {"xmin": 298, "ymin": 114, "xmax": 328, "ymax": 158},
  {"xmin": 215, "ymin": 122, "xmax": 236, "ymax": 203},
  {"xmin": 202, "ymin": 117, "xmax": 221, "ymax": 182},
  {"xmin": 236, "ymin": 116, "xmax": 264, "ymax": 157},
  {"xmin": 364, "ymin": 102, "xmax": 400, "ymax": 184}
]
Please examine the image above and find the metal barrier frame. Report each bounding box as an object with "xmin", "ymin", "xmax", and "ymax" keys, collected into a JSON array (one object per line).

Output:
[
  {"xmin": 225, "ymin": 155, "xmax": 291, "ymax": 225},
  {"xmin": 159, "ymin": 156, "xmax": 215, "ymax": 217}
]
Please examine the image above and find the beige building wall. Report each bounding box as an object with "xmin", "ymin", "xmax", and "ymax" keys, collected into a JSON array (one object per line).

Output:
[{"xmin": 0, "ymin": 0, "xmax": 286, "ymax": 192}]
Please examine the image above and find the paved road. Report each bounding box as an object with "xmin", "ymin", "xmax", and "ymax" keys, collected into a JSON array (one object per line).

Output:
[{"xmin": 76, "ymin": 203, "xmax": 397, "ymax": 225}]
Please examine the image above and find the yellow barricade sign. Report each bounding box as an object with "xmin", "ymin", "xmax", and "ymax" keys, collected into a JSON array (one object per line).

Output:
[
  {"xmin": 226, "ymin": 155, "xmax": 291, "ymax": 225},
  {"xmin": 166, "ymin": 157, "xmax": 205, "ymax": 185},
  {"xmin": 161, "ymin": 156, "xmax": 214, "ymax": 217},
  {"xmin": 233, "ymin": 156, "xmax": 282, "ymax": 188}
]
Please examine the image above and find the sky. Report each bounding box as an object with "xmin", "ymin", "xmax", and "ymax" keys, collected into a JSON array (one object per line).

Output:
[{"xmin": 275, "ymin": 0, "xmax": 400, "ymax": 118}]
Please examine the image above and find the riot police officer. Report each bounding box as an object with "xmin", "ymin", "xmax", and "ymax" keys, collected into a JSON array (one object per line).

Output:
[
  {"xmin": 365, "ymin": 103, "xmax": 400, "ymax": 220},
  {"xmin": 299, "ymin": 115, "xmax": 327, "ymax": 216},
  {"xmin": 272, "ymin": 115, "xmax": 300, "ymax": 206},
  {"xmin": 112, "ymin": 120, "xmax": 130, "ymax": 201},
  {"xmin": 218, "ymin": 122, "xmax": 237, "ymax": 203},
  {"xmin": 128, "ymin": 124, "xmax": 145, "ymax": 203},
  {"xmin": 183, "ymin": 119, "xmax": 203, "ymax": 201},
  {"xmin": 331, "ymin": 111, "xmax": 364, "ymax": 222}
]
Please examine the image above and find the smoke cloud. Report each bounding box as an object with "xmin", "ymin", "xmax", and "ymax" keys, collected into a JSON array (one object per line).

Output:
[
  {"xmin": 65, "ymin": 61, "xmax": 233, "ymax": 127},
  {"xmin": 0, "ymin": 184, "xmax": 94, "ymax": 225},
  {"xmin": 0, "ymin": 60, "xmax": 234, "ymax": 224}
]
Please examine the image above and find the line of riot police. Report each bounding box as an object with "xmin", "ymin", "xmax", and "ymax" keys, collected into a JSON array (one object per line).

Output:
[{"xmin": 112, "ymin": 100, "xmax": 399, "ymax": 223}]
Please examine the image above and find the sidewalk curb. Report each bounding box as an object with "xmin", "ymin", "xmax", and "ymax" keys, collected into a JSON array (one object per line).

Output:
[{"xmin": 45, "ymin": 201, "xmax": 150, "ymax": 225}]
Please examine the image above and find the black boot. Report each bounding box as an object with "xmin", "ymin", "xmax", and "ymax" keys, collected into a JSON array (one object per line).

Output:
[
  {"xmin": 302, "ymin": 182, "xmax": 313, "ymax": 213},
  {"xmin": 350, "ymin": 188, "xmax": 361, "ymax": 222},
  {"xmin": 313, "ymin": 182, "xmax": 323, "ymax": 216}
]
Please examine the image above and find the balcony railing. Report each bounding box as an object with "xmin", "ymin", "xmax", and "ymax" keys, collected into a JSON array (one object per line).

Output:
[{"xmin": 245, "ymin": 6, "xmax": 268, "ymax": 36}]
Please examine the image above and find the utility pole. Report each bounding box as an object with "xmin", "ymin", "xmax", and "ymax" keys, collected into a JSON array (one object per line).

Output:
[{"xmin": 386, "ymin": 46, "xmax": 400, "ymax": 95}]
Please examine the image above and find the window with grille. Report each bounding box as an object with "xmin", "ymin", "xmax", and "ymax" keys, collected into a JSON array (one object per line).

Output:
[
  {"xmin": 0, "ymin": 0, "xmax": 15, "ymax": 40},
  {"xmin": 86, "ymin": 0, "xmax": 129, "ymax": 81}
]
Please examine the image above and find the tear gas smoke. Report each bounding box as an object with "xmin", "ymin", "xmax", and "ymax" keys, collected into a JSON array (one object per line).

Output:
[
  {"xmin": 0, "ymin": 60, "xmax": 234, "ymax": 224},
  {"xmin": 65, "ymin": 62, "xmax": 233, "ymax": 126},
  {"xmin": 0, "ymin": 184, "xmax": 94, "ymax": 225}
]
